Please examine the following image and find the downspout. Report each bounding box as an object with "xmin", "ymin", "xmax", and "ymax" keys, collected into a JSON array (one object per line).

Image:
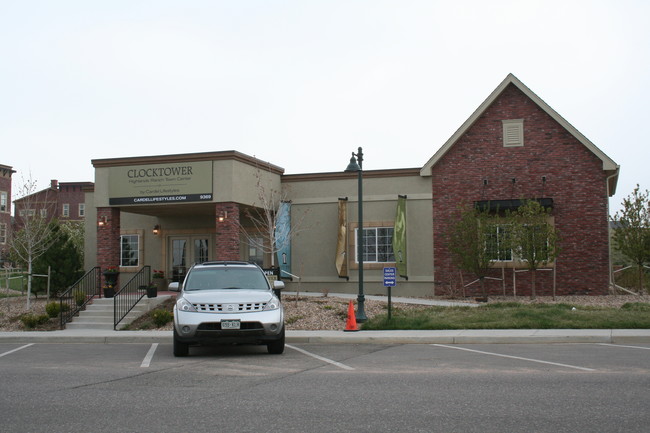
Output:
[{"xmin": 606, "ymin": 169, "xmax": 620, "ymax": 291}]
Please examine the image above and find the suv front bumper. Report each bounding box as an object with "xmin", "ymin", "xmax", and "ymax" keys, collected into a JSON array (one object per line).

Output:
[{"xmin": 173, "ymin": 308, "xmax": 284, "ymax": 345}]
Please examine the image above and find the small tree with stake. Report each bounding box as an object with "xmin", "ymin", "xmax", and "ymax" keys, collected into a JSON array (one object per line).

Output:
[
  {"xmin": 612, "ymin": 184, "xmax": 650, "ymax": 293},
  {"xmin": 449, "ymin": 205, "xmax": 499, "ymax": 300},
  {"xmin": 509, "ymin": 200, "xmax": 559, "ymax": 299},
  {"xmin": 9, "ymin": 177, "xmax": 59, "ymax": 308}
]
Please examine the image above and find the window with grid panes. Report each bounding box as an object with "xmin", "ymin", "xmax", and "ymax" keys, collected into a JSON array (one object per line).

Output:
[
  {"xmin": 486, "ymin": 224, "xmax": 512, "ymax": 261},
  {"xmin": 355, "ymin": 227, "xmax": 395, "ymax": 263},
  {"xmin": 120, "ymin": 234, "xmax": 139, "ymax": 267}
]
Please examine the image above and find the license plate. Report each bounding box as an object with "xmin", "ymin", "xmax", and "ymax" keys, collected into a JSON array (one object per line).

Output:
[{"xmin": 221, "ymin": 320, "xmax": 241, "ymax": 330}]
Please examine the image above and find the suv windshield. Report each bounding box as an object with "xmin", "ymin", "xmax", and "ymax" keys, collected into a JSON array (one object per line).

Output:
[{"xmin": 184, "ymin": 267, "xmax": 271, "ymax": 291}]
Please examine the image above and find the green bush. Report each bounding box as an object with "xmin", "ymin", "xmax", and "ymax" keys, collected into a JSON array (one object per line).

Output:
[
  {"xmin": 73, "ymin": 290, "xmax": 86, "ymax": 306},
  {"xmin": 45, "ymin": 302, "xmax": 61, "ymax": 318},
  {"xmin": 20, "ymin": 313, "xmax": 50, "ymax": 328},
  {"xmin": 151, "ymin": 309, "xmax": 173, "ymax": 327}
]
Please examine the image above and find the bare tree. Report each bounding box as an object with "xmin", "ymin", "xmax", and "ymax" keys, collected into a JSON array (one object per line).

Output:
[
  {"xmin": 9, "ymin": 177, "xmax": 59, "ymax": 308},
  {"xmin": 237, "ymin": 164, "xmax": 309, "ymax": 269},
  {"xmin": 612, "ymin": 184, "xmax": 650, "ymax": 293}
]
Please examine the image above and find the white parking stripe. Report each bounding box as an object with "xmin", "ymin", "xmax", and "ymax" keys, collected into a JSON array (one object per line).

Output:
[
  {"xmin": 0, "ymin": 343, "xmax": 34, "ymax": 358},
  {"xmin": 287, "ymin": 344, "xmax": 355, "ymax": 370},
  {"xmin": 597, "ymin": 343, "xmax": 650, "ymax": 350},
  {"xmin": 432, "ymin": 344, "xmax": 596, "ymax": 372},
  {"xmin": 140, "ymin": 343, "xmax": 158, "ymax": 367}
]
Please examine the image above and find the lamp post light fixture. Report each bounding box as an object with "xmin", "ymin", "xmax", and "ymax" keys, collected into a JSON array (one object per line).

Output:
[{"xmin": 344, "ymin": 146, "xmax": 367, "ymax": 322}]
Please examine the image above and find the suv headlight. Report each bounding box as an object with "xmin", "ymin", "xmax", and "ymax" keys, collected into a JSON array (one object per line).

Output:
[
  {"xmin": 264, "ymin": 295, "xmax": 281, "ymax": 311},
  {"xmin": 176, "ymin": 297, "xmax": 197, "ymax": 312}
]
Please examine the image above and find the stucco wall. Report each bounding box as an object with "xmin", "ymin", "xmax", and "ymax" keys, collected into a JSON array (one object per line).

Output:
[{"xmin": 282, "ymin": 170, "xmax": 435, "ymax": 297}]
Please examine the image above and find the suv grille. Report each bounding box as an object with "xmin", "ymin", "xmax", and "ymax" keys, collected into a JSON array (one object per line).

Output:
[
  {"xmin": 197, "ymin": 322, "xmax": 264, "ymax": 331},
  {"xmin": 193, "ymin": 302, "xmax": 267, "ymax": 312}
]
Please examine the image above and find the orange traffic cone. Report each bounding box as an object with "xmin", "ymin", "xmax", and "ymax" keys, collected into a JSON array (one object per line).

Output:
[{"xmin": 344, "ymin": 300, "xmax": 359, "ymax": 332}]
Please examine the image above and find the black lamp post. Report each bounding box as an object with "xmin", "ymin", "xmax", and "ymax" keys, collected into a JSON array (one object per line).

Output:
[{"xmin": 345, "ymin": 147, "xmax": 367, "ymax": 322}]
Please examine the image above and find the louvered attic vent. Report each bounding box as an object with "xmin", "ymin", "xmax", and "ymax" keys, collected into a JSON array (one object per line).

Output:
[{"xmin": 502, "ymin": 119, "xmax": 524, "ymax": 147}]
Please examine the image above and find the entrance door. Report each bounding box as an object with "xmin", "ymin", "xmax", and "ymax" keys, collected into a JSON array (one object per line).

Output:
[{"xmin": 170, "ymin": 236, "xmax": 211, "ymax": 283}]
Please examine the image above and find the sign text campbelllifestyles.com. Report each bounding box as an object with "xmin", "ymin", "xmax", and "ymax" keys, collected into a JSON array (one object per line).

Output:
[{"xmin": 109, "ymin": 193, "xmax": 213, "ymax": 205}]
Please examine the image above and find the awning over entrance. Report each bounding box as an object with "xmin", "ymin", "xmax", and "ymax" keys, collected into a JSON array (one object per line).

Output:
[{"xmin": 474, "ymin": 198, "xmax": 553, "ymax": 212}]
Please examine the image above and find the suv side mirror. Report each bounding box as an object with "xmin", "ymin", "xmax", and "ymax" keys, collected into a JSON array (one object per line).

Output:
[
  {"xmin": 168, "ymin": 282, "xmax": 180, "ymax": 292},
  {"xmin": 272, "ymin": 280, "xmax": 285, "ymax": 301}
]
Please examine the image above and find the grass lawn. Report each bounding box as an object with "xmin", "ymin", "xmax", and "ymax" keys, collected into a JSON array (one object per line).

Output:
[
  {"xmin": 362, "ymin": 302, "xmax": 650, "ymax": 330},
  {"xmin": 1, "ymin": 272, "xmax": 26, "ymax": 292}
]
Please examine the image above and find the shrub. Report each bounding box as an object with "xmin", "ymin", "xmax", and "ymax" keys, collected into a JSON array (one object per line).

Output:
[
  {"xmin": 73, "ymin": 290, "xmax": 86, "ymax": 306},
  {"xmin": 151, "ymin": 309, "xmax": 173, "ymax": 327},
  {"xmin": 20, "ymin": 313, "xmax": 50, "ymax": 328},
  {"xmin": 45, "ymin": 301, "xmax": 61, "ymax": 318}
]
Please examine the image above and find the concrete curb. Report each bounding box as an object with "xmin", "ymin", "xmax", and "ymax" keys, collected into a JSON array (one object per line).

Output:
[
  {"xmin": 1, "ymin": 329, "xmax": 649, "ymax": 345},
  {"xmin": 286, "ymin": 329, "xmax": 650, "ymax": 345}
]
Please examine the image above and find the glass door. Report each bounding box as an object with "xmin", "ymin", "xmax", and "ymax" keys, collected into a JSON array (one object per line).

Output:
[{"xmin": 170, "ymin": 236, "xmax": 210, "ymax": 283}]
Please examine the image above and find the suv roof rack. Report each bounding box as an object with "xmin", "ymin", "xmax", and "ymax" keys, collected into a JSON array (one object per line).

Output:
[{"xmin": 197, "ymin": 261, "xmax": 251, "ymax": 266}]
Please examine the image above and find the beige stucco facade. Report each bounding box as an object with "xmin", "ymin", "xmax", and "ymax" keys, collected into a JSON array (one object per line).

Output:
[
  {"xmin": 86, "ymin": 151, "xmax": 436, "ymax": 297},
  {"xmin": 281, "ymin": 170, "xmax": 434, "ymax": 296}
]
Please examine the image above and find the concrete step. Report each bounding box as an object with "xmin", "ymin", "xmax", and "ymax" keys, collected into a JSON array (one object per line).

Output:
[
  {"xmin": 65, "ymin": 295, "xmax": 174, "ymax": 330},
  {"xmin": 66, "ymin": 321, "xmax": 114, "ymax": 330}
]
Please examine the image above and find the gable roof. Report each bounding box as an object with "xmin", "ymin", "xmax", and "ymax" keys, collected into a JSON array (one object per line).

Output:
[{"xmin": 420, "ymin": 73, "xmax": 620, "ymax": 194}]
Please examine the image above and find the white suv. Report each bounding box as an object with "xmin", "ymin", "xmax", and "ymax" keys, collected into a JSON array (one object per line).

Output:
[{"xmin": 170, "ymin": 261, "xmax": 285, "ymax": 357}]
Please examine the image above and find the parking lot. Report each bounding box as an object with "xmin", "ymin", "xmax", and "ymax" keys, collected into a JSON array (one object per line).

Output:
[{"xmin": 1, "ymin": 341, "xmax": 649, "ymax": 432}]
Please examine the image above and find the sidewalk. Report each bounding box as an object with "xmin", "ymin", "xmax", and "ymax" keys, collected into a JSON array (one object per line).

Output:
[
  {"xmin": 1, "ymin": 292, "xmax": 649, "ymax": 345},
  {"xmin": 1, "ymin": 329, "xmax": 649, "ymax": 345}
]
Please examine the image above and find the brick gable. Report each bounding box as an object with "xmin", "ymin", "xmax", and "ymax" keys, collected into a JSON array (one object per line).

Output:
[{"xmin": 432, "ymin": 84, "xmax": 610, "ymax": 296}]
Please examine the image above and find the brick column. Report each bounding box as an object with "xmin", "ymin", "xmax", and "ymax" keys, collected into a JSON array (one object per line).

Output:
[
  {"xmin": 97, "ymin": 207, "xmax": 121, "ymax": 290},
  {"xmin": 215, "ymin": 202, "xmax": 241, "ymax": 261}
]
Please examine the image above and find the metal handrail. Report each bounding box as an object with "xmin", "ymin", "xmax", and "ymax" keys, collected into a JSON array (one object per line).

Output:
[
  {"xmin": 59, "ymin": 267, "xmax": 102, "ymax": 329},
  {"xmin": 113, "ymin": 266, "xmax": 150, "ymax": 330}
]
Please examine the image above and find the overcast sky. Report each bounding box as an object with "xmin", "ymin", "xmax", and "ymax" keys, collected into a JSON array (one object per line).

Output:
[{"xmin": 1, "ymin": 0, "xmax": 648, "ymax": 214}]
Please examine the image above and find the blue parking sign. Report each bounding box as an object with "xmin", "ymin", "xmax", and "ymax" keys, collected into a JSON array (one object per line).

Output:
[{"xmin": 383, "ymin": 267, "xmax": 396, "ymax": 287}]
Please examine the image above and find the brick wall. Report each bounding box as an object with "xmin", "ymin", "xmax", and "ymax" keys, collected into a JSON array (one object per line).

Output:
[
  {"xmin": 0, "ymin": 167, "xmax": 12, "ymax": 260},
  {"xmin": 57, "ymin": 182, "xmax": 90, "ymax": 220},
  {"xmin": 97, "ymin": 207, "xmax": 121, "ymax": 287},
  {"xmin": 431, "ymin": 84, "xmax": 610, "ymax": 296},
  {"xmin": 215, "ymin": 202, "xmax": 241, "ymax": 260}
]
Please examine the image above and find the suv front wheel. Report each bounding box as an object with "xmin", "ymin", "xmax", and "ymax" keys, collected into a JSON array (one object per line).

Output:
[
  {"xmin": 267, "ymin": 328, "xmax": 285, "ymax": 354},
  {"xmin": 173, "ymin": 328, "xmax": 189, "ymax": 357}
]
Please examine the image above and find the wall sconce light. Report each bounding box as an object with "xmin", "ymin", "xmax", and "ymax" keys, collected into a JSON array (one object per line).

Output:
[
  {"xmin": 217, "ymin": 211, "xmax": 228, "ymax": 222},
  {"xmin": 152, "ymin": 224, "xmax": 161, "ymax": 235},
  {"xmin": 481, "ymin": 179, "xmax": 488, "ymax": 199},
  {"xmin": 98, "ymin": 216, "xmax": 107, "ymax": 227}
]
